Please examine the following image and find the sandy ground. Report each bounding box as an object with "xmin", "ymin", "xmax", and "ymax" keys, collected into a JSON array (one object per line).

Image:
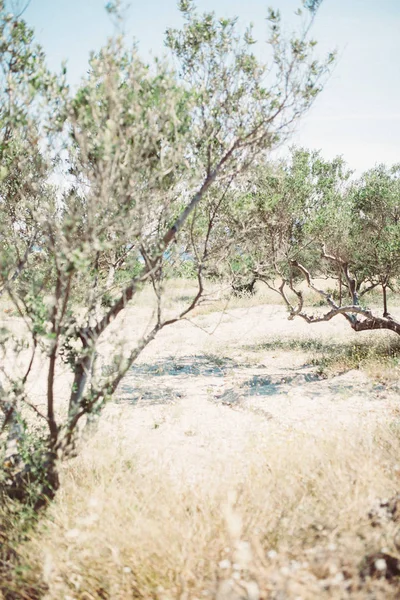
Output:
[
  {"xmin": 2, "ymin": 303, "xmax": 399, "ymax": 479},
  {"xmin": 83, "ymin": 304, "xmax": 400, "ymax": 482},
  {"xmin": 4, "ymin": 303, "xmax": 400, "ymax": 598}
]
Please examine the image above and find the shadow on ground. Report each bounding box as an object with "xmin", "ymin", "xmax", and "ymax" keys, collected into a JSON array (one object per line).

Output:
[
  {"xmin": 116, "ymin": 353, "xmax": 327, "ymax": 407},
  {"xmin": 114, "ymin": 335, "xmax": 399, "ymax": 408},
  {"xmin": 243, "ymin": 373, "xmax": 321, "ymax": 396},
  {"xmin": 116, "ymin": 355, "xmax": 239, "ymax": 406},
  {"xmin": 129, "ymin": 354, "xmax": 239, "ymax": 377}
]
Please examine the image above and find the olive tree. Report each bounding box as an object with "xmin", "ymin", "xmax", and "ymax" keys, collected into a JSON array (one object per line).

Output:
[
  {"xmin": 349, "ymin": 164, "xmax": 400, "ymax": 315},
  {"xmin": 0, "ymin": 0, "xmax": 333, "ymax": 506},
  {"xmin": 225, "ymin": 148, "xmax": 400, "ymax": 337},
  {"xmin": 200, "ymin": 148, "xmax": 350, "ymax": 295},
  {"xmin": 280, "ymin": 162, "xmax": 400, "ymax": 336}
]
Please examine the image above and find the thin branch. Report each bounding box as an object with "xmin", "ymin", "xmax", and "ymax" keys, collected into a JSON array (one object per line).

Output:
[
  {"xmin": 12, "ymin": 0, "xmax": 32, "ymax": 19},
  {"xmin": 290, "ymin": 259, "xmax": 356, "ymax": 325},
  {"xmin": 21, "ymin": 398, "xmax": 48, "ymax": 423},
  {"xmin": 46, "ymin": 271, "xmax": 62, "ymax": 446},
  {"xmin": 321, "ymin": 244, "xmax": 359, "ymax": 305},
  {"xmin": 21, "ymin": 336, "xmax": 37, "ymax": 385},
  {"xmin": 359, "ymin": 281, "xmax": 380, "ymax": 297},
  {"xmin": 282, "ymin": 259, "xmax": 400, "ymax": 336}
]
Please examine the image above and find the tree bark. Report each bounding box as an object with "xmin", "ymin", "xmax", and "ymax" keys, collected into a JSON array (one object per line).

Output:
[{"xmin": 382, "ymin": 284, "xmax": 388, "ymax": 317}]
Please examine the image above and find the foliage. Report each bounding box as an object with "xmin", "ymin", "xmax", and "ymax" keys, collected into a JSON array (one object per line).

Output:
[
  {"xmin": 220, "ymin": 148, "xmax": 400, "ymax": 336},
  {"xmin": 349, "ymin": 165, "xmax": 400, "ymax": 300},
  {"xmin": 199, "ymin": 148, "xmax": 351, "ymax": 289},
  {"xmin": 0, "ymin": 1, "xmax": 332, "ymax": 504}
]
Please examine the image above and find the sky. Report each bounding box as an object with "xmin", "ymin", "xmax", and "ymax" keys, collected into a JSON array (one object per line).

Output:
[{"xmin": 15, "ymin": 0, "xmax": 400, "ymax": 173}]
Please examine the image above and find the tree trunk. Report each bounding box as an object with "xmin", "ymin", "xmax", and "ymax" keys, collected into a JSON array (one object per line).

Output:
[
  {"xmin": 382, "ymin": 284, "xmax": 388, "ymax": 317},
  {"xmin": 232, "ymin": 277, "xmax": 257, "ymax": 297},
  {"xmin": 351, "ymin": 315, "xmax": 400, "ymax": 336}
]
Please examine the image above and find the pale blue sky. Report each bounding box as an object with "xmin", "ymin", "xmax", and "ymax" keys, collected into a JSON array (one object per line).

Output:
[{"xmin": 19, "ymin": 0, "xmax": 400, "ymax": 172}]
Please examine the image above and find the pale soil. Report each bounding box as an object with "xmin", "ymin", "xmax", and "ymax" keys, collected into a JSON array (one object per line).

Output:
[
  {"xmin": 3, "ymin": 303, "xmax": 399, "ymax": 471},
  {"xmin": 6, "ymin": 303, "xmax": 400, "ymax": 599},
  {"xmin": 90, "ymin": 304, "xmax": 400, "ymax": 482}
]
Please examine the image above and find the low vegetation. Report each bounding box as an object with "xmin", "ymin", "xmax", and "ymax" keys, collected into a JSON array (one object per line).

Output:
[
  {"xmin": 0, "ymin": 0, "xmax": 399, "ymax": 598},
  {"xmin": 3, "ymin": 421, "xmax": 400, "ymax": 599},
  {"xmin": 0, "ymin": 0, "xmax": 333, "ymax": 503}
]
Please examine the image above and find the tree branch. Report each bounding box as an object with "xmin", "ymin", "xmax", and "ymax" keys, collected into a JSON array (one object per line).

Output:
[{"xmin": 283, "ymin": 259, "xmax": 400, "ymax": 336}]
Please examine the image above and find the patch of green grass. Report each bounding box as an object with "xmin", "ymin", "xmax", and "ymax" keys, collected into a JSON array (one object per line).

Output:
[
  {"xmin": 246, "ymin": 337, "xmax": 341, "ymax": 354},
  {"xmin": 247, "ymin": 336, "xmax": 400, "ymax": 383},
  {"xmin": 311, "ymin": 339, "xmax": 400, "ymax": 381}
]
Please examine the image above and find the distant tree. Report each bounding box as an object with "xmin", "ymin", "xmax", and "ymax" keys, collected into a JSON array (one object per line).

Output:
[
  {"xmin": 201, "ymin": 148, "xmax": 350, "ymax": 295},
  {"xmin": 283, "ymin": 163, "xmax": 400, "ymax": 336},
  {"xmin": 0, "ymin": 0, "xmax": 333, "ymax": 506},
  {"xmin": 349, "ymin": 165, "xmax": 400, "ymax": 316},
  {"xmin": 225, "ymin": 149, "xmax": 400, "ymax": 336}
]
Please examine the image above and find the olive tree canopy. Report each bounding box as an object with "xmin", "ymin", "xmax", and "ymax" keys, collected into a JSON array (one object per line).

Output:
[{"xmin": 0, "ymin": 0, "xmax": 333, "ymax": 506}]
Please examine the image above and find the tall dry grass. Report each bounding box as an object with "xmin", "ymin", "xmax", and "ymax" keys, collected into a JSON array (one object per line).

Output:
[
  {"xmin": 8, "ymin": 421, "xmax": 400, "ymax": 599},
  {"xmin": 2, "ymin": 279, "xmax": 400, "ymax": 599}
]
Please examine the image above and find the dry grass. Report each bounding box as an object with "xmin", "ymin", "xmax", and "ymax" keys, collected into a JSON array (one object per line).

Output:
[
  {"xmin": 1, "ymin": 276, "xmax": 393, "ymax": 320},
  {"xmin": 129, "ymin": 277, "xmax": 397, "ymax": 318},
  {"xmin": 2, "ymin": 280, "xmax": 400, "ymax": 599},
  {"xmin": 128, "ymin": 278, "xmax": 288, "ymax": 317},
  {"xmin": 127, "ymin": 277, "xmax": 335, "ymax": 324},
  {"xmin": 5, "ymin": 422, "xmax": 399, "ymax": 599},
  {"xmin": 309, "ymin": 337, "xmax": 400, "ymax": 384}
]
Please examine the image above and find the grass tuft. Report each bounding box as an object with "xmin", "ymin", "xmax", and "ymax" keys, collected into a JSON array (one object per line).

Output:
[{"xmin": 5, "ymin": 423, "xmax": 400, "ymax": 599}]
